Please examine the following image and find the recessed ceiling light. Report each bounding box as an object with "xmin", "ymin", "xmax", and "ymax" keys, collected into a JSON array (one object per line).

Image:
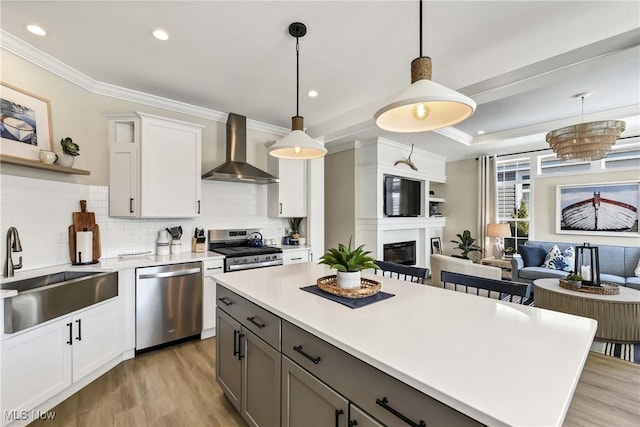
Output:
[
  {"xmin": 307, "ymin": 90, "xmax": 318, "ymax": 98},
  {"xmin": 477, "ymin": 130, "xmax": 486, "ymax": 135},
  {"xmin": 26, "ymin": 25, "xmax": 46, "ymax": 36},
  {"xmin": 152, "ymin": 29, "xmax": 169, "ymax": 41}
]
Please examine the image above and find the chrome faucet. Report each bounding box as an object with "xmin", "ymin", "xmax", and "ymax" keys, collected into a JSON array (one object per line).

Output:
[{"xmin": 4, "ymin": 227, "xmax": 23, "ymax": 277}]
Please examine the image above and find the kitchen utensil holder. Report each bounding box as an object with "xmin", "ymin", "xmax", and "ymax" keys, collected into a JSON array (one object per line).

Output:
[
  {"xmin": 192, "ymin": 237, "xmax": 205, "ymax": 253},
  {"xmin": 170, "ymin": 239, "xmax": 182, "ymax": 255}
]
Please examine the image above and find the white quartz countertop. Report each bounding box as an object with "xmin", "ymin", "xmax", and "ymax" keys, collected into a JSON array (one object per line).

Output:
[
  {"xmin": 214, "ymin": 262, "xmax": 597, "ymax": 427},
  {"xmin": 0, "ymin": 251, "xmax": 224, "ymax": 292}
]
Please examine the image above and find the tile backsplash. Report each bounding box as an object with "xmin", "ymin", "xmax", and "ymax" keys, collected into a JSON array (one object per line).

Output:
[{"xmin": 1, "ymin": 175, "xmax": 288, "ymax": 270}]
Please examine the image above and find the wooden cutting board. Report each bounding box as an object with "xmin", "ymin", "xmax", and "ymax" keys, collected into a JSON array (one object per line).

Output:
[
  {"xmin": 72, "ymin": 200, "xmax": 95, "ymax": 232},
  {"xmin": 69, "ymin": 200, "xmax": 101, "ymax": 263}
]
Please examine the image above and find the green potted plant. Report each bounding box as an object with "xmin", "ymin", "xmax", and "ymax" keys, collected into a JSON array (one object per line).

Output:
[
  {"xmin": 55, "ymin": 137, "xmax": 80, "ymax": 167},
  {"xmin": 503, "ymin": 247, "xmax": 516, "ymax": 258},
  {"xmin": 564, "ymin": 272, "xmax": 583, "ymax": 287},
  {"xmin": 450, "ymin": 230, "xmax": 483, "ymax": 260},
  {"xmin": 318, "ymin": 237, "xmax": 379, "ymax": 289},
  {"xmin": 288, "ymin": 217, "xmax": 303, "ymax": 239}
]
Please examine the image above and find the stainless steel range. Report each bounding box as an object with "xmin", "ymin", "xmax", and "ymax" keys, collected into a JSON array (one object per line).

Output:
[{"xmin": 209, "ymin": 229, "xmax": 283, "ymax": 272}]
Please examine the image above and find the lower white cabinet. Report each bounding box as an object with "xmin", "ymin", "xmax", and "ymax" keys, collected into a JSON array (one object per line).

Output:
[
  {"xmin": 216, "ymin": 308, "xmax": 281, "ymax": 427},
  {"xmin": 1, "ymin": 298, "xmax": 122, "ymax": 425},
  {"xmin": 283, "ymin": 248, "xmax": 311, "ymax": 265},
  {"xmin": 282, "ymin": 356, "xmax": 348, "ymax": 427},
  {"xmin": 203, "ymin": 259, "xmax": 224, "ymax": 336}
]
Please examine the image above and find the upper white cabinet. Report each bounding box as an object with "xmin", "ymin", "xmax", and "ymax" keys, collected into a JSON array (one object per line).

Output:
[
  {"xmin": 108, "ymin": 112, "xmax": 204, "ymax": 218},
  {"xmin": 267, "ymin": 156, "xmax": 307, "ymax": 218}
]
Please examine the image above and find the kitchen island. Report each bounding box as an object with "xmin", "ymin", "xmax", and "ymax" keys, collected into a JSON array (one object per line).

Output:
[{"xmin": 215, "ymin": 262, "xmax": 597, "ymax": 427}]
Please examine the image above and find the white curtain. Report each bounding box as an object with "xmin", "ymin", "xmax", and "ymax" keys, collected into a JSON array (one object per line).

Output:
[{"xmin": 477, "ymin": 155, "xmax": 498, "ymax": 258}]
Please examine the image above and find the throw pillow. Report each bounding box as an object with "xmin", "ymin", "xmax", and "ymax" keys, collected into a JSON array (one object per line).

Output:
[
  {"xmin": 543, "ymin": 245, "xmax": 575, "ymax": 272},
  {"xmin": 519, "ymin": 245, "xmax": 547, "ymax": 267},
  {"xmin": 635, "ymin": 258, "xmax": 640, "ymax": 277}
]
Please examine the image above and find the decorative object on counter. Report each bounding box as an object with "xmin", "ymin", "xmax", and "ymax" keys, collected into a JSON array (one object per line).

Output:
[
  {"xmin": 166, "ymin": 226, "xmax": 183, "ymax": 254},
  {"xmin": 546, "ymin": 93, "xmax": 625, "ymax": 163},
  {"xmin": 301, "ymin": 283, "xmax": 394, "ymax": 308},
  {"xmin": 0, "ymin": 82, "xmax": 53, "ymax": 161},
  {"xmin": 315, "ymin": 275, "xmax": 381, "ymax": 298},
  {"xmin": 170, "ymin": 240, "xmax": 182, "ymax": 255},
  {"xmin": 450, "ymin": 230, "xmax": 483, "ymax": 260},
  {"xmin": 282, "ymin": 235, "xmax": 291, "ymax": 245},
  {"xmin": 394, "ymin": 143, "xmax": 418, "ymax": 171},
  {"xmin": 192, "ymin": 228, "xmax": 206, "ymax": 253},
  {"xmin": 575, "ymin": 243, "xmax": 600, "ymax": 286},
  {"xmin": 558, "ymin": 279, "xmax": 619, "ymax": 295},
  {"xmin": 156, "ymin": 230, "xmax": 170, "ymax": 256},
  {"xmin": 318, "ymin": 237, "xmax": 380, "ymax": 289},
  {"xmin": 268, "ymin": 22, "xmax": 327, "ymax": 160},
  {"xmin": 39, "ymin": 149, "xmax": 57, "ymax": 164},
  {"xmin": 373, "ymin": 0, "xmax": 476, "ymax": 133},
  {"xmin": 119, "ymin": 249, "xmax": 153, "ymax": 258},
  {"xmin": 55, "ymin": 137, "xmax": 79, "ymax": 167},
  {"xmin": 288, "ymin": 217, "xmax": 303, "ymax": 239},
  {"xmin": 298, "ymin": 237, "xmax": 306, "ymax": 245},
  {"xmin": 68, "ymin": 200, "xmax": 100, "ymax": 264}
]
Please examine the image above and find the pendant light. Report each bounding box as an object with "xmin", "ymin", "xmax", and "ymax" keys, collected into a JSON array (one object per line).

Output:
[
  {"xmin": 546, "ymin": 93, "xmax": 625, "ymax": 163},
  {"xmin": 374, "ymin": 0, "xmax": 476, "ymax": 133},
  {"xmin": 269, "ymin": 22, "xmax": 327, "ymax": 160}
]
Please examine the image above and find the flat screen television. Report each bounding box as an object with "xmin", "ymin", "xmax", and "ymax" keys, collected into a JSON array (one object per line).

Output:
[{"xmin": 383, "ymin": 175, "xmax": 421, "ymax": 217}]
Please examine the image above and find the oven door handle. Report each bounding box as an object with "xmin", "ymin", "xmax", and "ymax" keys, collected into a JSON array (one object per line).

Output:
[{"xmin": 226, "ymin": 259, "xmax": 283, "ymax": 271}]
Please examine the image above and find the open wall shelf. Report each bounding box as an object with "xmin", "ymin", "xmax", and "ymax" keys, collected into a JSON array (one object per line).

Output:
[{"xmin": 1, "ymin": 155, "xmax": 90, "ymax": 175}]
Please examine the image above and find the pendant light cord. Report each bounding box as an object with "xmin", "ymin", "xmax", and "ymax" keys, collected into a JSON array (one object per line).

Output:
[
  {"xmin": 296, "ymin": 36, "xmax": 300, "ymax": 117},
  {"xmin": 419, "ymin": 0, "xmax": 423, "ymax": 57},
  {"xmin": 581, "ymin": 96, "xmax": 585, "ymax": 123}
]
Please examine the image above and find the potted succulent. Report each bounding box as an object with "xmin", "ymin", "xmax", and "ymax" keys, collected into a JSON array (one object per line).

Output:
[
  {"xmin": 288, "ymin": 217, "xmax": 303, "ymax": 239},
  {"xmin": 450, "ymin": 230, "xmax": 483, "ymax": 260},
  {"xmin": 564, "ymin": 272, "xmax": 583, "ymax": 287},
  {"xmin": 318, "ymin": 237, "xmax": 379, "ymax": 289},
  {"xmin": 55, "ymin": 137, "xmax": 80, "ymax": 167}
]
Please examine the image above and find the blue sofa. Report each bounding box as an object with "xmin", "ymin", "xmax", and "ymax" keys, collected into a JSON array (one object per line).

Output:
[{"xmin": 511, "ymin": 240, "xmax": 640, "ymax": 290}]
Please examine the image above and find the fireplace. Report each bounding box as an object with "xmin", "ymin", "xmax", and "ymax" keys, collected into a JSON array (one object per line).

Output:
[{"xmin": 383, "ymin": 241, "xmax": 416, "ymax": 265}]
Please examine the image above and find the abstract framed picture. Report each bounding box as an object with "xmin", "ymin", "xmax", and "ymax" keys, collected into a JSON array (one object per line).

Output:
[
  {"xmin": 0, "ymin": 82, "xmax": 53, "ymax": 160},
  {"xmin": 431, "ymin": 237, "xmax": 442, "ymax": 255},
  {"xmin": 556, "ymin": 181, "xmax": 640, "ymax": 236}
]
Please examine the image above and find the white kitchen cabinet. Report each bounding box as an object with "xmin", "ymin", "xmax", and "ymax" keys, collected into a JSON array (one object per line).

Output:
[
  {"xmin": 108, "ymin": 112, "xmax": 204, "ymax": 218},
  {"xmin": 267, "ymin": 156, "xmax": 307, "ymax": 218},
  {"xmin": 1, "ymin": 298, "xmax": 122, "ymax": 425},
  {"xmin": 283, "ymin": 248, "xmax": 310, "ymax": 265},
  {"xmin": 202, "ymin": 258, "xmax": 224, "ymax": 338}
]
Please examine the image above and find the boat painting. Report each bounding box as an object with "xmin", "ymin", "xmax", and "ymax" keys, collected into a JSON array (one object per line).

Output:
[{"xmin": 557, "ymin": 182, "xmax": 640, "ymax": 235}]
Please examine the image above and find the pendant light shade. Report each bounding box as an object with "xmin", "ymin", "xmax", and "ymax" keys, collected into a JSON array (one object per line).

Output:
[
  {"xmin": 546, "ymin": 94, "xmax": 625, "ymax": 163},
  {"xmin": 374, "ymin": 2, "xmax": 476, "ymax": 133},
  {"xmin": 269, "ymin": 22, "xmax": 327, "ymax": 160}
]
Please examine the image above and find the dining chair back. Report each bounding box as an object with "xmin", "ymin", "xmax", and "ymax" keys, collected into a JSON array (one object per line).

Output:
[
  {"xmin": 440, "ymin": 270, "xmax": 533, "ymax": 305},
  {"xmin": 374, "ymin": 260, "xmax": 429, "ymax": 284}
]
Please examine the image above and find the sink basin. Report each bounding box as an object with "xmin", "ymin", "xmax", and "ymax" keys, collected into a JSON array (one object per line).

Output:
[{"xmin": 3, "ymin": 270, "xmax": 118, "ymax": 333}]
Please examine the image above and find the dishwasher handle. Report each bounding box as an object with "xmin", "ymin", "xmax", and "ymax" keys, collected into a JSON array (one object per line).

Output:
[{"xmin": 138, "ymin": 267, "xmax": 201, "ymax": 280}]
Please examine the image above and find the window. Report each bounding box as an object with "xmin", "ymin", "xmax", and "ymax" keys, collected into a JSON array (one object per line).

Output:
[
  {"xmin": 603, "ymin": 141, "xmax": 640, "ymax": 170},
  {"xmin": 497, "ymin": 158, "xmax": 530, "ymax": 253}
]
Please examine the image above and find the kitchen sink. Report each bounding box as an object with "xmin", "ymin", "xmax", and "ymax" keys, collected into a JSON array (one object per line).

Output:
[{"xmin": 2, "ymin": 270, "xmax": 118, "ymax": 333}]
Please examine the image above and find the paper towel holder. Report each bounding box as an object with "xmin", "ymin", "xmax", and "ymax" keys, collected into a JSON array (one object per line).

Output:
[{"xmin": 70, "ymin": 226, "xmax": 100, "ymax": 265}]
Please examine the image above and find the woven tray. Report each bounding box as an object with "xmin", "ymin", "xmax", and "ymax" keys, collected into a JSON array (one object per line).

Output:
[
  {"xmin": 317, "ymin": 275, "xmax": 381, "ymax": 299},
  {"xmin": 559, "ymin": 279, "xmax": 620, "ymax": 295}
]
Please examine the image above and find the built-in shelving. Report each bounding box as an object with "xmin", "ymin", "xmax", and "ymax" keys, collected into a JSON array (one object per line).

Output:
[{"xmin": 1, "ymin": 154, "xmax": 90, "ymax": 175}]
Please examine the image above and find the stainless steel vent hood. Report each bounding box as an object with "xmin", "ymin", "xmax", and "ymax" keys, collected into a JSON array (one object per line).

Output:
[{"xmin": 202, "ymin": 113, "xmax": 279, "ymax": 184}]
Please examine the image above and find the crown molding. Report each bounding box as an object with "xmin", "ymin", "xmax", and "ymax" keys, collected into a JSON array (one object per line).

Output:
[{"xmin": 0, "ymin": 29, "xmax": 289, "ymax": 136}]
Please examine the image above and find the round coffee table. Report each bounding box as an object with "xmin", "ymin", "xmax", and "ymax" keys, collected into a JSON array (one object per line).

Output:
[{"xmin": 533, "ymin": 278, "xmax": 640, "ymax": 342}]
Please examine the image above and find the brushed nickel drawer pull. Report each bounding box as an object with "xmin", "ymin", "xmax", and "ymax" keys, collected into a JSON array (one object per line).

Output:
[
  {"xmin": 376, "ymin": 397, "xmax": 426, "ymax": 427},
  {"xmin": 218, "ymin": 297, "xmax": 233, "ymax": 306},
  {"xmin": 293, "ymin": 345, "xmax": 321, "ymax": 364}
]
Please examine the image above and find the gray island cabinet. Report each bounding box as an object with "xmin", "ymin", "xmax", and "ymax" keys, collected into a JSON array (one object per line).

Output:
[{"xmin": 215, "ymin": 263, "xmax": 597, "ymax": 427}]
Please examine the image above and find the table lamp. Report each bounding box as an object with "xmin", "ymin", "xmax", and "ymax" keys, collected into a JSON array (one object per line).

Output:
[{"xmin": 487, "ymin": 223, "xmax": 511, "ymax": 258}]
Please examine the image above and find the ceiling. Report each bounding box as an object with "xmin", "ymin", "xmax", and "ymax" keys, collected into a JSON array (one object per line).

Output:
[{"xmin": 1, "ymin": 1, "xmax": 639, "ymax": 161}]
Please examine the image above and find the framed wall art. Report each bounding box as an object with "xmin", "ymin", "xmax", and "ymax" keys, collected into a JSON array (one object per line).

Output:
[
  {"xmin": 556, "ymin": 181, "xmax": 640, "ymax": 236},
  {"xmin": 430, "ymin": 237, "xmax": 442, "ymax": 255},
  {"xmin": 0, "ymin": 82, "xmax": 53, "ymax": 160}
]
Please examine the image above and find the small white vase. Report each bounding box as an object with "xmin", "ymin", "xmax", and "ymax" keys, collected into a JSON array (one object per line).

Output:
[
  {"xmin": 55, "ymin": 151, "xmax": 75, "ymax": 167},
  {"xmin": 336, "ymin": 271, "xmax": 361, "ymax": 289}
]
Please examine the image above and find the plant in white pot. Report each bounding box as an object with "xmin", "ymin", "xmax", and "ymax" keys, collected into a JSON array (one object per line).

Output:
[
  {"xmin": 55, "ymin": 137, "xmax": 80, "ymax": 167},
  {"xmin": 318, "ymin": 238, "xmax": 379, "ymax": 289}
]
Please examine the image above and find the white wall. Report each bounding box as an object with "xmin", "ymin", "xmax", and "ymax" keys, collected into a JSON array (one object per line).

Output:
[{"xmin": 324, "ymin": 148, "xmax": 356, "ymax": 252}]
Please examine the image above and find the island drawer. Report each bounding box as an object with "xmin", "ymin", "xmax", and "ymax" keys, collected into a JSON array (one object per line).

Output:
[
  {"xmin": 282, "ymin": 321, "xmax": 481, "ymax": 427},
  {"xmin": 216, "ymin": 284, "xmax": 281, "ymax": 350}
]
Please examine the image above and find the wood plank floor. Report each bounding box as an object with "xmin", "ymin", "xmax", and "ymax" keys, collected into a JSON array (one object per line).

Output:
[{"xmin": 30, "ymin": 338, "xmax": 639, "ymax": 427}]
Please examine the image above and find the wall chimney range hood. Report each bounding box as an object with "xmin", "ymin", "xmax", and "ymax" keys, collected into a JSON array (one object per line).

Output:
[{"xmin": 202, "ymin": 113, "xmax": 279, "ymax": 184}]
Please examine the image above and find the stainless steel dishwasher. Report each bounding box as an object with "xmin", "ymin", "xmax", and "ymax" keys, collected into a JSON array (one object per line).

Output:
[{"xmin": 135, "ymin": 262, "xmax": 202, "ymax": 351}]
